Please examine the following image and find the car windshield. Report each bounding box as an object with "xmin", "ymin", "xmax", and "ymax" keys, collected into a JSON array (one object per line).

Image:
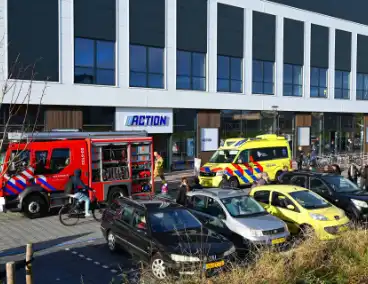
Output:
[
  {"xmin": 209, "ymin": 149, "xmax": 238, "ymax": 163},
  {"xmin": 221, "ymin": 195, "xmax": 267, "ymax": 217},
  {"xmin": 322, "ymin": 176, "xmax": 360, "ymax": 193},
  {"xmin": 148, "ymin": 209, "xmax": 202, "ymax": 233},
  {"xmin": 289, "ymin": 190, "xmax": 331, "ymax": 209}
]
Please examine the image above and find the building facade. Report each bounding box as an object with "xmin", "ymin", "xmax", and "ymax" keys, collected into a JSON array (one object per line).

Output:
[{"xmin": 2, "ymin": 0, "xmax": 368, "ymax": 169}]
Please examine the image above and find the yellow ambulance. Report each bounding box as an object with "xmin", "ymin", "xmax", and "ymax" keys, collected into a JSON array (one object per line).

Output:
[{"xmin": 199, "ymin": 134, "xmax": 292, "ymax": 188}]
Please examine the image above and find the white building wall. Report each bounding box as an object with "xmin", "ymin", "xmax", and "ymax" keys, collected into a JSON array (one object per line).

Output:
[{"xmin": 1, "ymin": 0, "xmax": 368, "ymax": 113}]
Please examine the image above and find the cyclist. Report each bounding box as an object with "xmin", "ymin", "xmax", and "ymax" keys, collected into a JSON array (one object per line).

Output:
[{"xmin": 71, "ymin": 168, "xmax": 94, "ymax": 217}]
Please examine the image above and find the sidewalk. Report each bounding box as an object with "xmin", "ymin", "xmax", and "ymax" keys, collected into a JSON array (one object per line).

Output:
[{"xmin": 155, "ymin": 169, "xmax": 194, "ymax": 182}]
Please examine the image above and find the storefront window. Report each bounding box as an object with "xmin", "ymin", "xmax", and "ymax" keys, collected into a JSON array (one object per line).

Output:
[{"xmin": 171, "ymin": 109, "xmax": 197, "ymax": 171}]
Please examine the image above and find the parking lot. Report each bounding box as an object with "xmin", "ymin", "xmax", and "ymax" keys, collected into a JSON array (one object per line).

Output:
[{"xmin": 0, "ymin": 175, "xmax": 186, "ymax": 284}]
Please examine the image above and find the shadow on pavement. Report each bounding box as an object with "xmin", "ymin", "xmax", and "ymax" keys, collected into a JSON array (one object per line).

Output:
[{"xmin": 1, "ymin": 241, "xmax": 139, "ymax": 284}]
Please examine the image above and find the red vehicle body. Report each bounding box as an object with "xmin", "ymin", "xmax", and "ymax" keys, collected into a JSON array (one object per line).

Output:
[{"xmin": 0, "ymin": 131, "xmax": 154, "ymax": 218}]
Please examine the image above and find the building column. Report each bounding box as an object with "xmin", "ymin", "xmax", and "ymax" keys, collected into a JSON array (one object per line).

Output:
[
  {"xmin": 364, "ymin": 116, "xmax": 368, "ymax": 154},
  {"xmin": 117, "ymin": 0, "xmax": 129, "ymax": 88},
  {"xmin": 244, "ymin": 9, "xmax": 252, "ymax": 96},
  {"xmin": 351, "ymin": 32, "xmax": 357, "ymax": 101},
  {"xmin": 275, "ymin": 15, "xmax": 284, "ymax": 97},
  {"xmin": 328, "ymin": 27, "xmax": 335, "ymax": 100},
  {"xmin": 304, "ymin": 22, "xmax": 311, "ymax": 98},
  {"xmin": 0, "ymin": 0, "xmax": 7, "ymax": 81},
  {"xmin": 60, "ymin": 0, "xmax": 74, "ymax": 84},
  {"xmin": 207, "ymin": 0, "xmax": 217, "ymax": 93},
  {"xmin": 165, "ymin": 0, "xmax": 177, "ymax": 91}
]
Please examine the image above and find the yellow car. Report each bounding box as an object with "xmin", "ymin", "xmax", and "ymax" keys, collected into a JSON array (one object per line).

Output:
[
  {"xmin": 250, "ymin": 185, "xmax": 351, "ymax": 240},
  {"xmin": 199, "ymin": 134, "xmax": 292, "ymax": 188}
]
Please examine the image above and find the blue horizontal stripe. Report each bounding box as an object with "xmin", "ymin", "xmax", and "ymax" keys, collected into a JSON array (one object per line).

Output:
[
  {"xmin": 16, "ymin": 179, "xmax": 27, "ymax": 188},
  {"xmin": 7, "ymin": 181, "xmax": 22, "ymax": 193},
  {"xmin": 234, "ymin": 170, "xmax": 249, "ymax": 183},
  {"xmin": 38, "ymin": 179, "xmax": 56, "ymax": 191},
  {"xmin": 244, "ymin": 169, "xmax": 257, "ymax": 181},
  {"xmin": 204, "ymin": 167, "xmax": 211, "ymax": 173},
  {"xmin": 235, "ymin": 139, "xmax": 246, "ymax": 147},
  {"xmin": 254, "ymin": 167, "xmax": 261, "ymax": 174}
]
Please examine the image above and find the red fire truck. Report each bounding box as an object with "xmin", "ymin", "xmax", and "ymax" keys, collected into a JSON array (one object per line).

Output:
[{"xmin": 0, "ymin": 131, "xmax": 154, "ymax": 218}]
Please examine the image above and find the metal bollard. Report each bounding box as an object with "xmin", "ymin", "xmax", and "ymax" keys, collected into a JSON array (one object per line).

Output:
[
  {"xmin": 6, "ymin": 261, "xmax": 15, "ymax": 284},
  {"xmin": 26, "ymin": 243, "xmax": 33, "ymax": 284}
]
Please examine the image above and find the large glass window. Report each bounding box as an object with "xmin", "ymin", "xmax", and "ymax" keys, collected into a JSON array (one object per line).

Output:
[
  {"xmin": 130, "ymin": 45, "xmax": 164, "ymax": 89},
  {"xmin": 252, "ymin": 60, "xmax": 274, "ymax": 95},
  {"xmin": 357, "ymin": 73, "xmax": 368, "ymax": 100},
  {"xmin": 177, "ymin": 51, "xmax": 206, "ymax": 91},
  {"xmin": 334, "ymin": 70, "xmax": 350, "ymax": 99},
  {"xmin": 310, "ymin": 67, "xmax": 328, "ymax": 98},
  {"xmin": 217, "ymin": 55, "xmax": 242, "ymax": 93},
  {"xmin": 284, "ymin": 64, "xmax": 303, "ymax": 97},
  {"xmin": 74, "ymin": 38, "xmax": 115, "ymax": 86}
]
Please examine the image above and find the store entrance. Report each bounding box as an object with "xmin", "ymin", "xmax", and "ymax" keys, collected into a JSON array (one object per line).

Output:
[{"xmin": 152, "ymin": 134, "xmax": 170, "ymax": 170}]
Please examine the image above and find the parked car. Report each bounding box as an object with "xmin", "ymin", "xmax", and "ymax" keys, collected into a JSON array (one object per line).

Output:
[
  {"xmin": 101, "ymin": 197, "xmax": 236, "ymax": 279},
  {"xmin": 280, "ymin": 171, "xmax": 368, "ymax": 222},
  {"xmin": 185, "ymin": 188, "xmax": 290, "ymax": 249},
  {"xmin": 250, "ymin": 185, "xmax": 351, "ymax": 240}
]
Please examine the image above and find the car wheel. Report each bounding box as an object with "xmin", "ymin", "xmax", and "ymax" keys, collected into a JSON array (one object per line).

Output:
[
  {"xmin": 108, "ymin": 187, "xmax": 128, "ymax": 204},
  {"xmin": 107, "ymin": 231, "xmax": 117, "ymax": 252},
  {"xmin": 229, "ymin": 177, "xmax": 239, "ymax": 188},
  {"xmin": 151, "ymin": 253, "xmax": 168, "ymax": 280},
  {"xmin": 23, "ymin": 195, "xmax": 47, "ymax": 219}
]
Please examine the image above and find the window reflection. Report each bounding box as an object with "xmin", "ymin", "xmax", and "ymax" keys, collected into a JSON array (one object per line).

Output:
[
  {"xmin": 310, "ymin": 67, "xmax": 327, "ymax": 98},
  {"xmin": 283, "ymin": 64, "xmax": 303, "ymax": 97},
  {"xmin": 74, "ymin": 37, "xmax": 115, "ymax": 86},
  {"xmin": 217, "ymin": 55, "xmax": 242, "ymax": 93},
  {"xmin": 129, "ymin": 44, "xmax": 164, "ymax": 89},
  {"xmin": 334, "ymin": 70, "xmax": 350, "ymax": 99},
  {"xmin": 357, "ymin": 73, "xmax": 368, "ymax": 100},
  {"xmin": 252, "ymin": 60, "xmax": 274, "ymax": 95},
  {"xmin": 176, "ymin": 50, "xmax": 206, "ymax": 91}
]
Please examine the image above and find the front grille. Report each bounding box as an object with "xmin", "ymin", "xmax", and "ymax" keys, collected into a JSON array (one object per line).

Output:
[
  {"xmin": 200, "ymin": 172, "xmax": 216, "ymax": 177},
  {"xmin": 262, "ymin": 227, "xmax": 285, "ymax": 235}
]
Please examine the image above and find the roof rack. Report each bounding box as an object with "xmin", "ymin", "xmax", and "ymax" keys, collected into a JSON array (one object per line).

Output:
[{"xmin": 7, "ymin": 131, "xmax": 148, "ymax": 141}]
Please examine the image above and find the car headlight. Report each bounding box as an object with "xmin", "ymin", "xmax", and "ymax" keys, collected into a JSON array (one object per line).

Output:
[
  {"xmin": 170, "ymin": 254, "xmax": 201, "ymax": 262},
  {"xmin": 309, "ymin": 213, "xmax": 328, "ymax": 221},
  {"xmin": 249, "ymin": 229, "xmax": 263, "ymax": 237},
  {"xmin": 351, "ymin": 199, "xmax": 368, "ymax": 209},
  {"xmin": 216, "ymin": 170, "xmax": 225, "ymax": 176},
  {"xmin": 224, "ymin": 245, "xmax": 236, "ymax": 257}
]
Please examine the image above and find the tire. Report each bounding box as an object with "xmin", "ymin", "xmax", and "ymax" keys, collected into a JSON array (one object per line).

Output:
[
  {"xmin": 108, "ymin": 187, "xmax": 128, "ymax": 204},
  {"xmin": 59, "ymin": 204, "xmax": 80, "ymax": 226},
  {"xmin": 23, "ymin": 194, "xmax": 47, "ymax": 219},
  {"xmin": 92, "ymin": 202, "xmax": 105, "ymax": 222},
  {"xmin": 107, "ymin": 230, "xmax": 118, "ymax": 253},
  {"xmin": 229, "ymin": 177, "xmax": 240, "ymax": 188},
  {"xmin": 151, "ymin": 253, "xmax": 168, "ymax": 280}
]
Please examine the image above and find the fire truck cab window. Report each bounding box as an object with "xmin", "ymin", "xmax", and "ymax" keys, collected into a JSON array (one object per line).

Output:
[
  {"xmin": 34, "ymin": 151, "xmax": 50, "ymax": 175},
  {"xmin": 50, "ymin": 148, "xmax": 70, "ymax": 174},
  {"xmin": 9, "ymin": 150, "xmax": 30, "ymax": 175}
]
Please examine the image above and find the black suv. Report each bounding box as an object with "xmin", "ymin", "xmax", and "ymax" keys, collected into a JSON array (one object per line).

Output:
[
  {"xmin": 101, "ymin": 197, "xmax": 236, "ymax": 280},
  {"xmin": 280, "ymin": 171, "xmax": 368, "ymax": 221}
]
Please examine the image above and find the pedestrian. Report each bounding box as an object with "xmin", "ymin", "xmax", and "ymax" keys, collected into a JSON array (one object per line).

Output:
[
  {"xmin": 191, "ymin": 176, "xmax": 203, "ymax": 191},
  {"xmin": 176, "ymin": 177, "xmax": 190, "ymax": 205},
  {"xmin": 360, "ymin": 164, "xmax": 368, "ymax": 190},
  {"xmin": 278, "ymin": 166, "xmax": 289, "ymax": 183},
  {"xmin": 154, "ymin": 151, "xmax": 167, "ymax": 189},
  {"xmin": 252, "ymin": 173, "xmax": 268, "ymax": 188},
  {"xmin": 297, "ymin": 146, "xmax": 304, "ymax": 170},
  {"xmin": 348, "ymin": 163, "xmax": 359, "ymax": 184},
  {"xmin": 71, "ymin": 169, "xmax": 95, "ymax": 217},
  {"xmin": 331, "ymin": 164, "xmax": 341, "ymax": 175},
  {"xmin": 220, "ymin": 174, "xmax": 231, "ymax": 188}
]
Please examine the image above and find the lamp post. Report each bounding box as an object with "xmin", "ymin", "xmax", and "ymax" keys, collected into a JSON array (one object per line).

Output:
[{"xmin": 271, "ymin": 105, "xmax": 279, "ymax": 135}]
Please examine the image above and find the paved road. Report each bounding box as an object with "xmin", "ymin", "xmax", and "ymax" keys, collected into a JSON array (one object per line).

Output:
[{"xmin": 0, "ymin": 175, "xmax": 186, "ymax": 284}]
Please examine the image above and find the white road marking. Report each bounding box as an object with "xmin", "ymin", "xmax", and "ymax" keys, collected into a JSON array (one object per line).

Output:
[
  {"xmin": 110, "ymin": 269, "xmax": 117, "ymax": 273},
  {"xmin": 72, "ymin": 251, "xmax": 77, "ymax": 254},
  {"xmin": 94, "ymin": 261, "xmax": 100, "ymax": 265},
  {"xmin": 102, "ymin": 265, "xmax": 109, "ymax": 269},
  {"xmin": 79, "ymin": 254, "xmax": 85, "ymax": 258},
  {"xmin": 65, "ymin": 248, "xmax": 69, "ymax": 251},
  {"xmin": 86, "ymin": 258, "xmax": 92, "ymax": 261}
]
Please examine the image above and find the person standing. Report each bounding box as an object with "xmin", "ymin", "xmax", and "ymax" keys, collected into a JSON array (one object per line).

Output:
[
  {"xmin": 348, "ymin": 163, "xmax": 359, "ymax": 184},
  {"xmin": 220, "ymin": 174, "xmax": 230, "ymax": 188},
  {"xmin": 154, "ymin": 151, "xmax": 167, "ymax": 188},
  {"xmin": 191, "ymin": 177, "xmax": 203, "ymax": 191},
  {"xmin": 297, "ymin": 146, "xmax": 304, "ymax": 170},
  {"xmin": 176, "ymin": 177, "xmax": 190, "ymax": 205},
  {"xmin": 360, "ymin": 164, "xmax": 368, "ymax": 190}
]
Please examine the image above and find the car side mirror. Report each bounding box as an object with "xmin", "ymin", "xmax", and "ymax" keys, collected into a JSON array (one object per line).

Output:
[{"xmin": 286, "ymin": 204, "xmax": 295, "ymax": 211}]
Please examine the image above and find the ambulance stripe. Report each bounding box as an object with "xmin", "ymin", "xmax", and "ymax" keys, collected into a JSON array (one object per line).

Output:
[
  {"xmin": 225, "ymin": 167, "xmax": 234, "ymax": 177},
  {"xmin": 211, "ymin": 167, "xmax": 222, "ymax": 172},
  {"xmin": 249, "ymin": 156, "xmax": 263, "ymax": 173},
  {"xmin": 235, "ymin": 139, "xmax": 247, "ymax": 147},
  {"xmin": 6, "ymin": 181, "xmax": 22, "ymax": 193},
  {"xmin": 243, "ymin": 163, "xmax": 258, "ymax": 181},
  {"xmin": 232, "ymin": 164, "xmax": 244, "ymax": 175},
  {"xmin": 234, "ymin": 170, "xmax": 249, "ymax": 183}
]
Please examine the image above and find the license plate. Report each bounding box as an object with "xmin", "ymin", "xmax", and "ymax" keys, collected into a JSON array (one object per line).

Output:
[
  {"xmin": 205, "ymin": 260, "xmax": 225, "ymax": 270},
  {"xmin": 272, "ymin": 237, "xmax": 286, "ymax": 245}
]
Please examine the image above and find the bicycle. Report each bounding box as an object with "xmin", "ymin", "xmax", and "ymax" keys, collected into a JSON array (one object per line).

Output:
[{"xmin": 59, "ymin": 190, "xmax": 105, "ymax": 226}]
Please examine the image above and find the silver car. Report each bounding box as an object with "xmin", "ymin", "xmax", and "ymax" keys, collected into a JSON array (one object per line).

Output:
[{"xmin": 186, "ymin": 188, "xmax": 290, "ymax": 246}]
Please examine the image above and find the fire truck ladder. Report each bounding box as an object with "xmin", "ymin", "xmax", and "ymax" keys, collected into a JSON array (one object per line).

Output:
[{"xmin": 7, "ymin": 131, "xmax": 148, "ymax": 141}]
